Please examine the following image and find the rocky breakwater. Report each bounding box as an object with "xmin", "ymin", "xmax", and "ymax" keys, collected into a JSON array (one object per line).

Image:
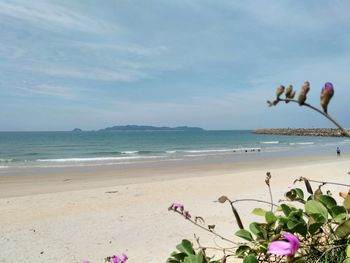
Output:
[{"xmin": 253, "ymin": 128, "xmax": 350, "ymax": 137}]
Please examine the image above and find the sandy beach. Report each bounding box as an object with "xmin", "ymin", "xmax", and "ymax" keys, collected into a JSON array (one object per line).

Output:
[{"xmin": 1, "ymin": 154, "xmax": 350, "ymax": 263}]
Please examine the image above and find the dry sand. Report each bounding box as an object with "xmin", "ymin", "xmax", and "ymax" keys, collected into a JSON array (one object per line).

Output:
[{"xmin": 1, "ymin": 154, "xmax": 350, "ymax": 262}]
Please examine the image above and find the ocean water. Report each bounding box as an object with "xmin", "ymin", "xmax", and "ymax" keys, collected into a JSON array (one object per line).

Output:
[{"xmin": 0, "ymin": 130, "xmax": 349, "ymax": 169}]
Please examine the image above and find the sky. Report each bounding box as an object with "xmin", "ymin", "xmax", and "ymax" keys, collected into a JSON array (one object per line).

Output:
[{"xmin": 1, "ymin": 0, "xmax": 350, "ymax": 131}]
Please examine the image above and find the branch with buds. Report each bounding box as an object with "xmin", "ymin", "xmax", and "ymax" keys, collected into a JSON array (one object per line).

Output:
[{"xmin": 267, "ymin": 81, "xmax": 350, "ymax": 138}]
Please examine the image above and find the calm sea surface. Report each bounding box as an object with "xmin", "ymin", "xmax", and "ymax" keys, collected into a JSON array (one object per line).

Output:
[{"xmin": 0, "ymin": 130, "xmax": 349, "ymax": 169}]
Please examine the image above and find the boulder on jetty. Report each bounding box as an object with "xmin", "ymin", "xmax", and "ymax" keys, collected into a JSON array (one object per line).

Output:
[{"xmin": 253, "ymin": 128, "xmax": 350, "ymax": 137}]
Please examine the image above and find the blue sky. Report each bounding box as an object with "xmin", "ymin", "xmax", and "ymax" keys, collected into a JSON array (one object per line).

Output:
[{"xmin": 1, "ymin": 0, "xmax": 350, "ymax": 131}]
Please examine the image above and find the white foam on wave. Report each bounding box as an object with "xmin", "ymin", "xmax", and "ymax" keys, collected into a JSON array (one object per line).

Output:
[
  {"xmin": 121, "ymin": 151, "xmax": 138, "ymax": 154},
  {"xmin": 0, "ymin": 158, "xmax": 13, "ymax": 162},
  {"xmin": 260, "ymin": 141, "xmax": 279, "ymax": 144},
  {"xmin": 166, "ymin": 150, "xmax": 177, "ymax": 154},
  {"xmin": 183, "ymin": 148, "xmax": 262, "ymax": 156},
  {"xmin": 0, "ymin": 166, "xmax": 8, "ymax": 169},
  {"xmin": 181, "ymin": 149, "xmax": 234, "ymax": 154},
  {"xmin": 37, "ymin": 156, "xmax": 163, "ymax": 163},
  {"xmin": 290, "ymin": 142, "xmax": 314, "ymax": 145},
  {"xmin": 28, "ymin": 157, "xmax": 183, "ymax": 168}
]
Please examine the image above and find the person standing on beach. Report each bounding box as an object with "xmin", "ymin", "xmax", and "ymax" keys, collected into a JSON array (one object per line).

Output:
[{"xmin": 337, "ymin": 147, "xmax": 341, "ymax": 156}]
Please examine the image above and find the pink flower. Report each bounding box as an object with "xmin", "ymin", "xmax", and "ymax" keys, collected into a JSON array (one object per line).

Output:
[
  {"xmin": 120, "ymin": 253, "xmax": 128, "ymax": 263},
  {"xmin": 267, "ymin": 233, "xmax": 300, "ymax": 257},
  {"xmin": 170, "ymin": 202, "xmax": 184, "ymax": 212},
  {"xmin": 110, "ymin": 253, "xmax": 128, "ymax": 263}
]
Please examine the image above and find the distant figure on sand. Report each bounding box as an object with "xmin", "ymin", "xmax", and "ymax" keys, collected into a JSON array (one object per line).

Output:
[{"xmin": 337, "ymin": 147, "xmax": 341, "ymax": 156}]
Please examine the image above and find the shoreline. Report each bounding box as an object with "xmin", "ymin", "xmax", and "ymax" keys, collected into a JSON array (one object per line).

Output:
[{"xmin": 0, "ymin": 151, "xmax": 348, "ymax": 198}]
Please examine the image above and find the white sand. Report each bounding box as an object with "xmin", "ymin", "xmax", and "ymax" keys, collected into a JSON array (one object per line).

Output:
[{"xmin": 1, "ymin": 155, "xmax": 350, "ymax": 263}]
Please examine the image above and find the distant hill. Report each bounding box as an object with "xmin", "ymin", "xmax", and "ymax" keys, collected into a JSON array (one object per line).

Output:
[{"xmin": 99, "ymin": 125, "xmax": 205, "ymax": 132}]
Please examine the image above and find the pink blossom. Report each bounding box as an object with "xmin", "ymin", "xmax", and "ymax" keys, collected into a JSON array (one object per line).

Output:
[
  {"xmin": 267, "ymin": 233, "xmax": 300, "ymax": 257},
  {"xmin": 170, "ymin": 202, "xmax": 184, "ymax": 212},
  {"xmin": 110, "ymin": 253, "xmax": 128, "ymax": 263}
]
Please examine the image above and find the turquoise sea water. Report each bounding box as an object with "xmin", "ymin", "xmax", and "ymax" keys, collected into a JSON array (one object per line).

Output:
[{"xmin": 0, "ymin": 130, "xmax": 349, "ymax": 169}]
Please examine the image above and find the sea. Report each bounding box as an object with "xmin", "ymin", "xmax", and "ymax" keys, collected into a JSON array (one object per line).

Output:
[{"xmin": 0, "ymin": 130, "xmax": 349, "ymax": 170}]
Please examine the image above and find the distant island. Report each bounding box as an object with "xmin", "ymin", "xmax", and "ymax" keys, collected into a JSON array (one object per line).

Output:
[
  {"xmin": 99, "ymin": 125, "xmax": 205, "ymax": 132},
  {"xmin": 254, "ymin": 128, "xmax": 350, "ymax": 137},
  {"xmin": 72, "ymin": 128, "xmax": 82, "ymax": 132}
]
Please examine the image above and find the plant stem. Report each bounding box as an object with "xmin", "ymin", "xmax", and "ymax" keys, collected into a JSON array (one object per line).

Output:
[
  {"xmin": 278, "ymin": 98, "xmax": 350, "ymax": 138},
  {"xmin": 296, "ymin": 177, "xmax": 350, "ymax": 188},
  {"xmin": 173, "ymin": 210, "xmax": 237, "ymax": 244},
  {"xmin": 231, "ymin": 198, "xmax": 279, "ymax": 207},
  {"xmin": 308, "ymin": 179, "xmax": 350, "ymax": 187}
]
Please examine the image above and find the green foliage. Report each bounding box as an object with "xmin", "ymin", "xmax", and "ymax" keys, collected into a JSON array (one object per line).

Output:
[
  {"xmin": 169, "ymin": 180, "xmax": 350, "ymax": 262},
  {"xmin": 243, "ymin": 255, "xmax": 259, "ymax": 263},
  {"xmin": 235, "ymin": 229, "xmax": 254, "ymax": 241},
  {"xmin": 232, "ymin": 187, "xmax": 350, "ymax": 262},
  {"xmin": 167, "ymin": 240, "xmax": 219, "ymax": 263}
]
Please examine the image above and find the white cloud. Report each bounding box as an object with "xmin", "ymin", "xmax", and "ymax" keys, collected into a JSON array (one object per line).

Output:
[
  {"xmin": 14, "ymin": 84, "xmax": 78, "ymax": 100},
  {"xmin": 0, "ymin": 0, "xmax": 120, "ymax": 33},
  {"xmin": 66, "ymin": 41, "xmax": 169, "ymax": 56}
]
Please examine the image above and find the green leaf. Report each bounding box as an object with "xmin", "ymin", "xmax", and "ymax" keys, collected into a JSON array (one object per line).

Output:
[
  {"xmin": 335, "ymin": 218, "xmax": 350, "ymax": 238},
  {"xmin": 294, "ymin": 188, "xmax": 304, "ymax": 199},
  {"xmin": 167, "ymin": 259, "xmax": 180, "ymax": 263},
  {"xmin": 252, "ymin": 208, "xmax": 267, "ymax": 216},
  {"xmin": 286, "ymin": 219, "xmax": 307, "ymax": 236},
  {"xmin": 307, "ymin": 213, "xmax": 326, "ymax": 234},
  {"xmin": 249, "ymin": 223, "xmax": 263, "ymax": 238},
  {"xmin": 184, "ymin": 254, "xmax": 203, "ymax": 263},
  {"xmin": 305, "ymin": 200, "xmax": 328, "ymax": 220},
  {"xmin": 317, "ymin": 195, "xmax": 337, "ymax": 210},
  {"xmin": 280, "ymin": 204, "xmax": 292, "ymax": 216},
  {"xmin": 235, "ymin": 229, "xmax": 254, "ymax": 241},
  {"xmin": 330, "ymin": 206, "xmax": 347, "ymax": 223},
  {"xmin": 286, "ymin": 189, "xmax": 297, "ymax": 201},
  {"xmin": 309, "ymin": 222, "xmax": 324, "ymax": 235},
  {"xmin": 170, "ymin": 252, "xmax": 187, "ymax": 261},
  {"xmin": 285, "ymin": 188, "xmax": 305, "ymax": 202},
  {"xmin": 265, "ymin": 211, "xmax": 277, "ymax": 224},
  {"xmin": 235, "ymin": 245, "xmax": 251, "ymax": 258},
  {"xmin": 249, "ymin": 222, "xmax": 269, "ymax": 240},
  {"xmin": 243, "ymin": 255, "xmax": 259, "ymax": 263},
  {"xmin": 346, "ymin": 244, "xmax": 350, "ymax": 258},
  {"xmin": 343, "ymin": 259, "xmax": 350, "ymax": 263},
  {"xmin": 176, "ymin": 240, "xmax": 195, "ymax": 256}
]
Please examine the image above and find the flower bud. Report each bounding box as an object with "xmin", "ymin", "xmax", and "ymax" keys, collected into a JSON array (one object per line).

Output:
[
  {"xmin": 285, "ymin": 85, "xmax": 293, "ymax": 97},
  {"xmin": 285, "ymin": 85, "xmax": 295, "ymax": 103},
  {"xmin": 320, "ymin": 82, "xmax": 334, "ymax": 113},
  {"xmin": 276, "ymin": 85, "xmax": 285, "ymax": 99},
  {"xmin": 298, "ymin": 81, "xmax": 310, "ymax": 105}
]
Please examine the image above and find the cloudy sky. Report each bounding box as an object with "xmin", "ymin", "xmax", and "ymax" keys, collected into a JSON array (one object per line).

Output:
[{"xmin": 1, "ymin": 0, "xmax": 350, "ymax": 131}]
